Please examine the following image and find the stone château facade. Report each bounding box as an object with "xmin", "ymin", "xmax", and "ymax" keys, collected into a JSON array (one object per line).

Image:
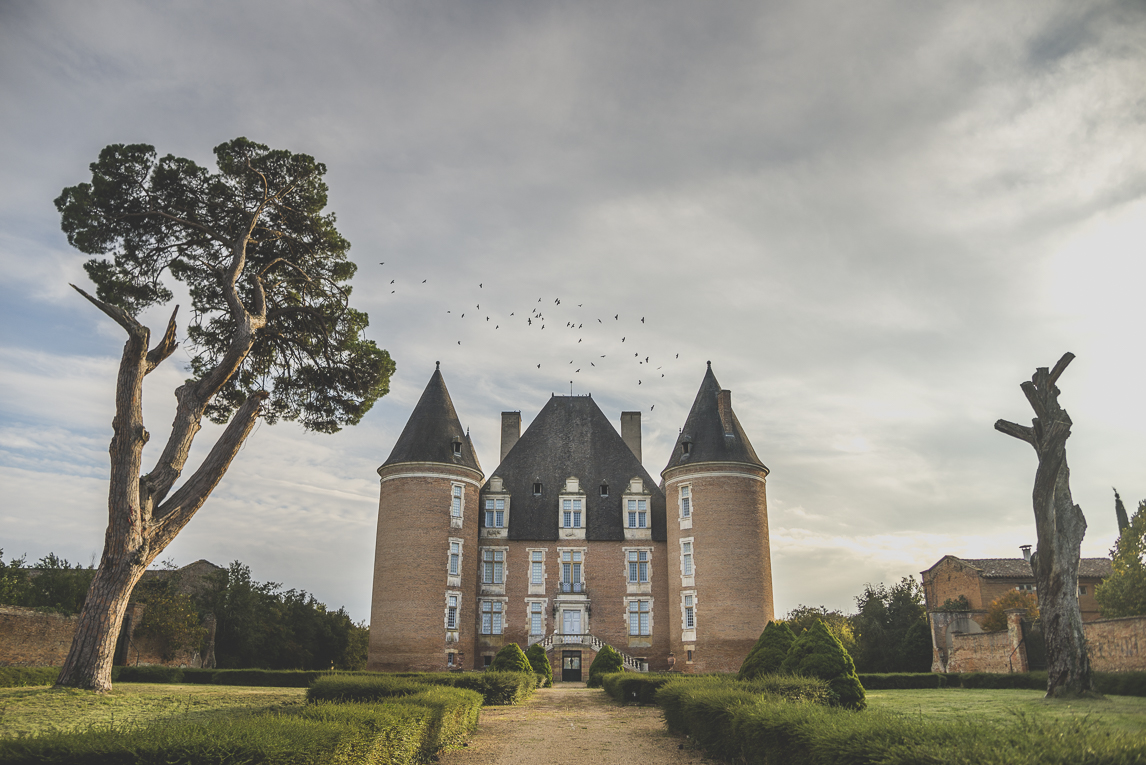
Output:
[{"xmin": 367, "ymin": 362, "xmax": 774, "ymax": 677}]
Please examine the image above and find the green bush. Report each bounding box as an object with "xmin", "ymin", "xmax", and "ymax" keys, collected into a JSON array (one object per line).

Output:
[
  {"xmin": 586, "ymin": 645, "xmax": 624, "ymax": 687},
  {"xmin": 600, "ymin": 672, "xmax": 674, "ymax": 704},
  {"xmin": 112, "ymin": 666, "xmax": 331, "ymax": 687},
  {"xmin": 525, "ymin": 643, "xmax": 553, "ymax": 687},
  {"xmin": 308, "ymin": 674, "xmax": 428, "ymax": 703},
  {"xmin": 858, "ymin": 672, "xmax": 945, "ymax": 690},
  {"xmin": 393, "ymin": 671, "xmax": 538, "ymax": 705},
  {"xmin": 739, "ymin": 621, "xmax": 797, "ymax": 680},
  {"xmin": 111, "ymin": 665, "xmax": 185, "ymax": 684},
  {"xmin": 0, "ymin": 666, "xmax": 59, "ymax": 687},
  {"xmin": 959, "ymin": 671, "xmax": 1046, "ymax": 691},
  {"xmin": 489, "ymin": 643, "xmax": 531, "ymax": 673},
  {"xmin": 1096, "ymin": 671, "xmax": 1146, "ymax": 697},
  {"xmin": 780, "ymin": 620, "xmax": 866, "ymax": 710}
]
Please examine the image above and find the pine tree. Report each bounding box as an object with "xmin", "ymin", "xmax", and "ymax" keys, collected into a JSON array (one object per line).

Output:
[
  {"xmin": 1095, "ymin": 498, "xmax": 1146, "ymax": 618},
  {"xmin": 738, "ymin": 621, "xmax": 796, "ymax": 680},
  {"xmin": 780, "ymin": 620, "xmax": 866, "ymax": 710}
]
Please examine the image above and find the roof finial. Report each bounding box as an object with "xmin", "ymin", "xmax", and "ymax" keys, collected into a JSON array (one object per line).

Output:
[
  {"xmin": 435, "ymin": 360, "xmax": 440, "ymax": 369},
  {"xmin": 707, "ymin": 360, "xmax": 711, "ymax": 368}
]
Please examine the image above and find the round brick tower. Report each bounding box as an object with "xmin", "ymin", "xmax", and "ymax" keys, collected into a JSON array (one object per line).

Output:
[
  {"xmin": 662, "ymin": 362, "xmax": 774, "ymax": 673},
  {"xmin": 368, "ymin": 363, "xmax": 483, "ymax": 672}
]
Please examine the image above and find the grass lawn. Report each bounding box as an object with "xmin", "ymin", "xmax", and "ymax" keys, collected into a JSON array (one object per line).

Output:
[
  {"xmin": 867, "ymin": 687, "xmax": 1146, "ymax": 733},
  {"xmin": 0, "ymin": 683, "xmax": 307, "ymax": 738}
]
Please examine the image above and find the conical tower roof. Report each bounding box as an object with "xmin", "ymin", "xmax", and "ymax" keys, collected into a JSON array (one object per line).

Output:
[
  {"xmin": 662, "ymin": 362, "xmax": 766, "ymax": 474},
  {"xmin": 381, "ymin": 363, "xmax": 482, "ymax": 473}
]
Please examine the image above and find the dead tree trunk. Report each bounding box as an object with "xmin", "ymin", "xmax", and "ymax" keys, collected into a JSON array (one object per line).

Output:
[{"xmin": 995, "ymin": 352, "xmax": 1097, "ymax": 698}]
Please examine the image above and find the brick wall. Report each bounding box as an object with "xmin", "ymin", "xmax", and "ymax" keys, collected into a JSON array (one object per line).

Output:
[
  {"xmin": 1086, "ymin": 616, "xmax": 1146, "ymax": 672},
  {"xmin": 0, "ymin": 606, "xmax": 76, "ymax": 666},
  {"xmin": 940, "ymin": 611, "xmax": 1145, "ymax": 674}
]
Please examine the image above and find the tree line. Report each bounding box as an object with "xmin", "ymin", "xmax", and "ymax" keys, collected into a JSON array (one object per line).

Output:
[{"xmin": 0, "ymin": 552, "xmax": 367, "ymax": 671}]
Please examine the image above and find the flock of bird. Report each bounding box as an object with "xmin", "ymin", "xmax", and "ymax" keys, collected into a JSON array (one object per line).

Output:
[{"xmin": 377, "ymin": 262, "xmax": 689, "ymax": 410}]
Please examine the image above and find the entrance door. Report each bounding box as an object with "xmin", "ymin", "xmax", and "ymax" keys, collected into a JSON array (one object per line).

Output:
[
  {"xmin": 562, "ymin": 650, "xmax": 582, "ymax": 682},
  {"xmin": 562, "ymin": 609, "xmax": 581, "ymax": 635}
]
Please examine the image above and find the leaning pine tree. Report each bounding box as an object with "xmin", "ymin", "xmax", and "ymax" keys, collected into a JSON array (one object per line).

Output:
[
  {"xmin": 738, "ymin": 620, "xmax": 796, "ymax": 680},
  {"xmin": 53, "ymin": 139, "xmax": 394, "ymax": 691},
  {"xmin": 779, "ymin": 620, "xmax": 865, "ymax": 710}
]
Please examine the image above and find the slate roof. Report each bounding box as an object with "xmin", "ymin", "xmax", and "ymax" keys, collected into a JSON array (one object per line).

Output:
[
  {"xmin": 662, "ymin": 362, "xmax": 766, "ymax": 474},
  {"xmin": 931, "ymin": 556, "xmax": 1113, "ymax": 579},
  {"xmin": 381, "ymin": 364, "xmax": 482, "ymax": 473},
  {"xmin": 484, "ymin": 395, "xmax": 666, "ymax": 542}
]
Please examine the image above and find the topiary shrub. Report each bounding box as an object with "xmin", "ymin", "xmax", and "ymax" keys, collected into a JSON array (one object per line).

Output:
[
  {"xmin": 489, "ymin": 643, "xmax": 532, "ymax": 673},
  {"xmin": 587, "ymin": 644, "xmax": 624, "ymax": 687},
  {"xmin": 525, "ymin": 642, "xmax": 553, "ymax": 687},
  {"xmin": 739, "ymin": 620, "xmax": 797, "ymax": 680},
  {"xmin": 779, "ymin": 620, "xmax": 866, "ymax": 710}
]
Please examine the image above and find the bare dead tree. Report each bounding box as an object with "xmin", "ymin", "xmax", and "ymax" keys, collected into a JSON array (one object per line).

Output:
[{"xmin": 995, "ymin": 352, "xmax": 1097, "ymax": 698}]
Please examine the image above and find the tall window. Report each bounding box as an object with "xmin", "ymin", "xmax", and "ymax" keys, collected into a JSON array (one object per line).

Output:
[
  {"xmin": 531, "ymin": 550, "xmax": 544, "ymax": 585},
  {"xmin": 680, "ymin": 486, "xmax": 691, "ymax": 518},
  {"xmin": 683, "ymin": 594, "xmax": 695, "ymax": 629},
  {"xmin": 450, "ymin": 485, "xmax": 463, "ymax": 517},
  {"xmin": 562, "ymin": 499, "xmax": 582, "ymax": 528},
  {"xmin": 682, "ymin": 541, "xmax": 693, "ymax": 577},
  {"xmin": 448, "ymin": 541, "xmax": 460, "ymax": 576},
  {"xmin": 485, "ymin": 498, "xmax": 505, "ymax": 528},
  {"xmin": 481, "ymin": 601, "xmax": 503, "ymax": 634},
  {"xmin": 446, "ymin": 595, "xmax": 458, "ymax": 629},
  {"xmin": 482, "ymin": 549, "xmax": 504, "ymax": 584},
  {"xmin": 626, "ymin": 499, "xmax": 648, "ymax": 529},
  {"xmin": 629, "ymin": 600, "xmax": 650, "ymax": 636},
  {"xmin": 561, "ymin": 550, "xmax": 582, "ymax": 593},
  {"xmin": 530, "ymin": 602, "xmax": 544, "ymax": 635},
  {"xmin": 628, "ymin": 550, "xmax": 649, "ymax": 583}
]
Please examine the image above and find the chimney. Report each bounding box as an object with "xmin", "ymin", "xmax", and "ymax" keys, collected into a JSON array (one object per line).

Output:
[
  {"xmin": 500, "ymin": 412, "xmax": 521, "ymax": 462},
  {"xmin": 621, "ymin": 411, "xmax": 642, "ymax": 463},
  {"xmin": 717, "ymin": 390, "xmax": 734, "ymax": 435},
  {"xmin": 1020, "ymin": 545, "xmax": 1032, "ymax": 563}
]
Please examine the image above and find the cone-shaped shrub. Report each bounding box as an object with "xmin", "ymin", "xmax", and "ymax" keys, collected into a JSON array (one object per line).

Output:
[
  {"xmin": 779, "ymin": 620, "xmax": 866, "ymax": 710},
  {"xmin": 489, "ymin": 643, "xmax": 532, "ymax": 673},
  {"xmin": 587, "ymin": 644, "xmax": 624, "ymax": 687},
  {"xmin": 525, "ymin": 643, "xmax": 553, "ymax": 687},
  {"xmin": 738, "ymin": 620, "xmax": 797, "ymax": 680}
]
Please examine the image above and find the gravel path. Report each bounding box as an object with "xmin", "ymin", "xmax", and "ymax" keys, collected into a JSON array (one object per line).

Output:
[{"xmin": 438, "ymin": 683, "xmax": 714, "ymax": 765}]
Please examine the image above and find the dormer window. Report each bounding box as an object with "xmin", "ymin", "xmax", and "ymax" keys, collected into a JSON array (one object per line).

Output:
[
  {"xmin": 452, "ymin": 441, "xmax": 462, "ymax": 457},
  {"xmin": 562, "ymin": 498, "xmax": 583, "ymax": 528},
  {"xmin": 485, "ymin": 498, "xmax": 506, "ymax": 528},
  {"xmin": 681, "ymin": 442, "xmax": 691, "ymax": 456},
  {"xmin": 600, "ymin": 483, "xmax": 609, "ymax": 497},
  {"xmin": 533, "ymin": 482, "xmax": 543, "ymax": 496},
  {"xmin": 627, "ymin": 499, "xmax": 648, "ymax": 529}
]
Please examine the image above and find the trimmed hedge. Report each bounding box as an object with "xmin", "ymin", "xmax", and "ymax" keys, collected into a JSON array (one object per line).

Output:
[
  {"xmin": 308, "ymin": 675, "xmax": 431, "ymax": 703},
  {"xmin": 525, "ymin": 642, "xmax": 553, "ymax": 687},
  {"xmin": 586, "ymin": 645, "xmax": 623, "ymax": 688},
  {"xmin": 0, "ymin": 666, "xmax": 59, "ymax": 687},
  {"xmin": 112, "ymin": 666, "xmax": 332, "ymax": 686},
  {"xmin": 780, "ymin": 621, "xmax": 866, "ymax": 710},
  {"xmin": 489, "ymin": 643, "xmax": 532, "ymax": 673},
  {"xmin": 0, "ymin": 700, "xmax": 437, "ymax": 765},
  {"xmin": 739, "ymin": 621, "xmax": 797, "ymax": 680},
  {"xmin": 392, "ymin": 671, "xmax": 538, "ymax": 705},
  {"xmin": 654, "ymin": 677, "xmax": 1146, "ymax": 765},
  {"xmin": 600, "ymin": 672, "xmax": 674, "ymax": 704},
  {"xmin": 858, "ymin": 672, "xmax": 947, "ymax": 690}
]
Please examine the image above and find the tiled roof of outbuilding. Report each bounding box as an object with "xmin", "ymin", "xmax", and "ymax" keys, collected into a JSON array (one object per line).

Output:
[
  {"xmin": 381, "ymin": 364, "xmax": 482, "ymax": 473},
  {"xmin": 485, "ymin": 395, "xmax": 666, "ymax": 541},
  {"xmin": 662, "ymin": 363, "xmax": 766, "ymax": 474},
  {"xmin": 926, "ymin": 555, "xmax": 1112, "ymax": 579}
]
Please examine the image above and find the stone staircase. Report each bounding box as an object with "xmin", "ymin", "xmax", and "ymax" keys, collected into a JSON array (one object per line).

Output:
[{"xmin": 538, "ymin": 632, "xmax": 647, "ymax": 672}]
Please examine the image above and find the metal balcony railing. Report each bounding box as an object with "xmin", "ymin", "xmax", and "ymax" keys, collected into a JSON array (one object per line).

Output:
[{"xmin": 559, "ymin": 581, "xmax": 584, "ymax": 594}]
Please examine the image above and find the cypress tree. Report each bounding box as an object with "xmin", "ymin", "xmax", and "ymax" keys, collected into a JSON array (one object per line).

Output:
[
  {"xmin": 525, "ymin": 642, "xmax": 553, "ymax": 687},
  {"xmin": 780, "ymin": 620, "xmax": 866, "ymax": 710},
  {"xmin": 587, "ymin": 644, "xmax": 624, "ymax": 687},
  {"xmin": 489, "ymin": 642, "xmax": 532, "ymax": 673},
  {"xmin": 738, "ymin": 621, "xmax": 796, "ymax": 680}
]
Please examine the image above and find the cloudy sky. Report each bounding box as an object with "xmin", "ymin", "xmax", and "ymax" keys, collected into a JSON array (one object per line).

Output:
[{"xmin": 1, "ymin": 1, "xmax": 1144, "ymax": 622}]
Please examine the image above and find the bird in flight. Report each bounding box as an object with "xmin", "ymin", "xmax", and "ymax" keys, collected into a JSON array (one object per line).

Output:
[
  {"xmin": 622, "ymin": 337, "xmax": 625, "ymax": 342},
  {"xmin": 639, "ymin": 380, "xmax": 642, "ymax": 385},
  {"xmin": 676, "ymin": 353, "xmax": 679, "ymax": 358},
  {"xmin": 615, "ymin": 314, "xmax": 619, "ymax": 320},
  {"xmin": 390, "ymin": 280, "xmax": 395, "ymax": 284},
  {"xmin": 422, "ymin": 279, "xmax": 427, "ymax": 283},
  {"xmin": 650, "ymin": 404, "xmax": 655, "ymax": 410},
  {"xmin": 537, "ymin": 364, "xmax": 541, "ymax": 368},
  {"xmin": 641, "ymin": 317, "xmax": 645, "ymax": 323},
  {"xmin": 378, "ymin": 261, "xmax": 385, "ymax": 265},
  {"xmin": 479, "ymin": 283, "xmax": 483, "ymax": 288}
]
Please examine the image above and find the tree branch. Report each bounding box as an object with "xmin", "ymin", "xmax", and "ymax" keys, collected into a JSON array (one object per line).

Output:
[
  {"xmin": 69, "ymin": 284, "xmax": 144, "ymax": 338},
  {"xmin": 1049, "ymin": 352, "xmax": 1075, "ymax": 386},
  {"xmin": 144, "ymin": 305, "xmax": 180, "ymax": 374},
  {"xmin": 994, "ymin": 419, "xmax": 1036, "ymax": 446},
  {"xmin": 148, "ymin": 391, "xmax": 268, "ymax": 550}
]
